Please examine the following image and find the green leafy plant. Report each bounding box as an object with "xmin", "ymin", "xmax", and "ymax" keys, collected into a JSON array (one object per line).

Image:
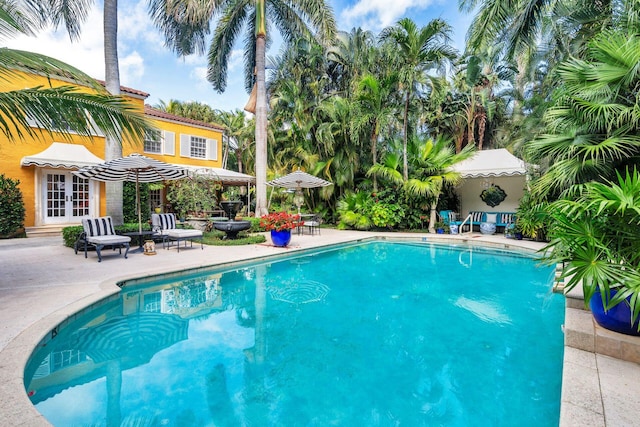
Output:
[
  {"xmin": 0, "ymin": 174, "xmax": 26, "ymax": 237},
  {"xmin": 516, "ymin": 191, "xmax": 548, "ymax": 241},
  {"xmin": 542, "ymin": 168, "xmax": 640, "ymax": 331},
  {"xmin": 165, "ymin": 176, "xmax": 222, "ymax": 218}
]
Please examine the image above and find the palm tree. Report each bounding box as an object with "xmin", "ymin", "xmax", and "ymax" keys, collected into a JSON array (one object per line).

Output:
[
  {"xmin": 326, "ymin": 27, "xmax": 377, "ymax": 95},
  {"xmin": 149, "ymin": 0, "xmax": 337, "ymax": 216},
  {"xmin": 0, "ymin": 3, "xmax": 150, "ymax": 144},
  {"xmin": 380, "ymin": 18, "xmax": 457, "ymax": 181},
  {"xmin": 26, "ymin": 0, "xmax": 130, "ymax": 222},
  {"xmin": 352, "ymin": 73, "xmax": 400, "ymax": 192},
  {"xmin": 526, "ymin": 28, "xmax": 640, "ymax": 199},
  {"xmin": 404, "ymin": 136, "xmax": 475, "ymax": 233},
  {"xmin": 216, "ymin": 109, "xmax": 254, "ymax": 172}
]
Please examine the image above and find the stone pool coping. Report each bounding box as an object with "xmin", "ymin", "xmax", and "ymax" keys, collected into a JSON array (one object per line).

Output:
[{"xmin": 0, "ymin": 229, "xmax": 637, "ymax": 425}]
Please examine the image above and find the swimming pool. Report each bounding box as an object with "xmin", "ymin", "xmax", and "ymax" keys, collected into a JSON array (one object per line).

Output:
[{"xmin": 25, "ymin": 240, "xmax": 564, "ymax": 426}]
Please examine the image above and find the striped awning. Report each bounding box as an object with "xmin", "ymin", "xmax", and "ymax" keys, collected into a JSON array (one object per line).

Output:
[
  {"xmin": 21, "ymin": 142, "xmax": 104, "ymax": 169},
  {"xmin": 267, "ymin": 170, "xmax": 332, "ymax": 189},
  {"xmin": 74, "ymin": 153, "xmax": 188, "ymax": 182},
  {"xmin": 179, "ymin": 165, "xmax": 255, "ymax": 185}
]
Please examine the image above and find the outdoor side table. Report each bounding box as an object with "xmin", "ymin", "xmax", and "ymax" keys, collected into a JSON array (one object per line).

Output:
[{"xmin": 123, "ymin": 231, "xmax": 157, "ymax": 253}]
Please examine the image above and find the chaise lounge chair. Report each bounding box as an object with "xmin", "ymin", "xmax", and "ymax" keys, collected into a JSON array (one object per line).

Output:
[
  {"xmin": 76, "ymin": 216, "xmax": 131, "ymax": 262},
  {"xmin": 151, "ymin": 213, "xmax": 204, "ymax": 252}
]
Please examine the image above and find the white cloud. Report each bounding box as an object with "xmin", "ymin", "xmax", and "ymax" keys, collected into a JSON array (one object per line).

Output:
[
  {"xmin": 120, "ymin": 51, "xmax": 145, "ymax": 82},
  {"xmin": 340, "ymin": 0, "xmax": 438, "ymax": 30},
  {"xmin": 6, "ymin": 7, "xmax": 105, "ymax": 78}
]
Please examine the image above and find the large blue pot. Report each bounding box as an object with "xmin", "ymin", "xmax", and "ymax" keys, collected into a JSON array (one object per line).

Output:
[
  {"xmin": 589, "ymin": 289, "xmax": 640, "ymax": 336},
  {"xmin": 270, "ymin": 229, "xmax": 292, "ymax": 247}
]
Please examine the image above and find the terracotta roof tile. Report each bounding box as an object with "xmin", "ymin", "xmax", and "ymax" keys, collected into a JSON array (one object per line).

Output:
[
  {"xmin": 95, "ymin": 80, "xmax": 149, "ymax": 98},
  {"xmin": 144, "ymin": 105, "xmax": 225, "ymax": 131}
]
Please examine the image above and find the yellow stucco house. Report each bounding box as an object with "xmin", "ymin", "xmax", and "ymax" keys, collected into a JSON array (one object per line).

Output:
[{"xmin": 0, "ymin": 71, "xmax": 254, "ymax": 235}]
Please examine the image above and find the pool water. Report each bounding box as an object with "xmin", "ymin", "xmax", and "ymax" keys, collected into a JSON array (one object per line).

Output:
[{"xmin": 25, "ymin": 241, "xmax": 564, "ymax": 426}]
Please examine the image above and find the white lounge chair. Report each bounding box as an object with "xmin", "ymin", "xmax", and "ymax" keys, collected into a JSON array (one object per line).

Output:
[
  {"xmin": 77, "ymin": 216, "xmax": 131, "ymax": 262},
  {"xmin": 151, "ymin": 213, "xmax": 203, "ymax": 252}
]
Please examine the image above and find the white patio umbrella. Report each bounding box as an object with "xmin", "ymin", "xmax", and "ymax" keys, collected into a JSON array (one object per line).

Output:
[
  {"xmin": 267, "ymin": 170, "xmax": 332, "ymax": 214},
  {"xmin": 74, "ymin": 153, "xmax": 188, "ymax": 232}
]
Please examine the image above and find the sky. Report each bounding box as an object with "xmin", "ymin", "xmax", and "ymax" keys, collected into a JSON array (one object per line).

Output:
[{"xmin": 6, "ymin": 0, "xmax": 473, "ymax": 113}]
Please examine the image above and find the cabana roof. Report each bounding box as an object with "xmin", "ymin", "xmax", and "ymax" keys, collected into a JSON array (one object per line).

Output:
[{"xmin": 451, "ymin": 149, "xmax": 527, "ymax": 178}]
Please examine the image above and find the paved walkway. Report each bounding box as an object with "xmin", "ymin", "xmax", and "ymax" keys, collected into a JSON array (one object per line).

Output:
[{"xmin": 0, "ymin": 230, "xmax": 638, "ymax": 425}]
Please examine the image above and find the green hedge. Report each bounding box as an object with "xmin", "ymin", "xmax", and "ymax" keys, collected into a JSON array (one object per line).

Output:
[{"xmin": 62, "ymin": 222, "xmax": 153, "ymax": 248}]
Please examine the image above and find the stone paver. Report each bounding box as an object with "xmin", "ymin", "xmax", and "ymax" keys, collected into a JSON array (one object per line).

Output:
[{"xmin": 0, "ymin": 229, "xmax": 637, "ymax": 426}]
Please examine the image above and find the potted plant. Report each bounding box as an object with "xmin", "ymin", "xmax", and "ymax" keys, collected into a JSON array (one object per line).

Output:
[
  {"xmin": 513, "ymin": 222, "xmax": 523, "ymax": 240},
  {"xmin": 542, "ymin": 169, "xmax": 640, "ymax": 336},
  {"xmin": 260, "ymin": 212, "xmax": 302, "ymax": 247},
  {"xmin": 433, "ymin": 221, "xmax": 446, "ymax": 234}
]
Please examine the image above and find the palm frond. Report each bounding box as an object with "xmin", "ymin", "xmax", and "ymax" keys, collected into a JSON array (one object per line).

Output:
[{"xmin": 0, "ymin": 86, "xmax": 153, "ymax": 143}]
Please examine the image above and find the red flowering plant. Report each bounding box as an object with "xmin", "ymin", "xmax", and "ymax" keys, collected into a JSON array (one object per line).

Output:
[{"xmin": 260, "ymin": 212, "xmax": 302, "ymax": 231}]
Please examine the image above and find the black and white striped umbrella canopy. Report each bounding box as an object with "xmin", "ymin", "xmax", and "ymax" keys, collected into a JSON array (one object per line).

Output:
[
  {"xmin": 74, "ymin": 154, "xmax": 188, "ymax": 232},
  {"xmin": 74, "ymin": 153, "xmax": 188, "ymax": 182},
  {"xmin": 69, "ymin": 312, "xmax": 189, "ymax": 364},
  {"xmin": 267, "ymin": 170, "xmax": 332, "ymax": 189}
]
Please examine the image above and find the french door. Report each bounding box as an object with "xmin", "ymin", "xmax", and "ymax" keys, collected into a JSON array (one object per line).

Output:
[{"xmin": 42, "ymin": 171, "xmax": 92, "ymax": 224}]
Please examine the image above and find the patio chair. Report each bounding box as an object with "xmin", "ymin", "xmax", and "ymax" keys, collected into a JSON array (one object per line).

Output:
[
  {"xmin": 152, "ymin": 213, "xmax": 203, "ymax": 252},
  {"xmin": 76, "ymin": 216, "xmax": 131, "ymax": 262},
  {"xmin": 302, "ymin": 214, "xmax": 322, "ymax": 236}
]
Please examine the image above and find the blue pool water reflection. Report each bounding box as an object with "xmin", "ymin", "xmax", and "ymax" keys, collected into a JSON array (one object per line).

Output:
[{"xmin": 25, "ymin": 241, "xmax": 564, "ymax": 426}]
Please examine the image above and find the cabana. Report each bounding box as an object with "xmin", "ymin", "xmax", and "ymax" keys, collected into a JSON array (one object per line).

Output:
[{"xmin": 450, "ymin": 149, "xmax": 528, "ymax": 223}]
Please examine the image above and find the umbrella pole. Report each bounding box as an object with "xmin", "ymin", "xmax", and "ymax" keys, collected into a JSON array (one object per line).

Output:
[{"xmin": 136, "ymin": 172, "xmax": 142, "ymax": 234}]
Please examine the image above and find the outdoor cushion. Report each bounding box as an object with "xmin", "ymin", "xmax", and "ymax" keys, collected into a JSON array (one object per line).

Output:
[
  {"xmin": 470, "ymin": 211, "xmax": 484, "ymax": 223},
  {"xmin": 153, "ymin": 213, "xmax": 177, "ymax": 233},
  {"xmin": 152, "ymin": 213, "xmax": 203, "ymax": 252},
  {"xmin": 80, "ymin": 216, "xmax": 130, "ymax": 262},
  {"xmin": 500, "ymin": 213, "xmax": 515, "ymax": 224},
  {"xmin": 485, "ymin": 213, "xmax": 498, "ymax": 223}
]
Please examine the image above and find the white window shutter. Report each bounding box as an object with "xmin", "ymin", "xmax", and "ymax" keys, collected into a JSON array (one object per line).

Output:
[
  {"xmin": 207, "ymin": 139, "xmax": 218, "ymax": 161},
  {"xmin": 180, "ymin": 134, "xmax": 190, "ymax": 157},
  {"xmin": 163, "ymin": 131, "xmax": 175, "ymax": 155},
  {"xmin": 25, "ymin": 114, "xmax": 39, "ymax": 128},
  {"xmin": 87, "ymin": 114, "xmax": 104, "ymax": 136}
]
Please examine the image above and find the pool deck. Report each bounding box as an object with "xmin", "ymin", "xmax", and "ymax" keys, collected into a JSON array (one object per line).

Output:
[{"xmin": 1, "ymin": 229, "xmax": 638, "ymax": 426}]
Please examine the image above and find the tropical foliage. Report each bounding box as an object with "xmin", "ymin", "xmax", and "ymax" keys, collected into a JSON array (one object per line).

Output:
[
  {"xmin": 0, "ymin": 174, "xmax": 25, "ymax": 237},
  {"xmin": 543, "ymin": 169, "xmax": 640, "ymax": 329},
  {"xmin": 0, "ymin": 3, "xmax": 151, "ymax": 144}
]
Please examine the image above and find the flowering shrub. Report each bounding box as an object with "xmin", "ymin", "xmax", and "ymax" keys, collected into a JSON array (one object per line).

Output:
[{"xmin": 260, "ymin": 212, "xmax": 302, "ymax": 231}]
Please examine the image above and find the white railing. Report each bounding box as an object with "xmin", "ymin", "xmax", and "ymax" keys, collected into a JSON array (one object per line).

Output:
[{"xmin": 458, "ymin": 213, "xmax": 473, "ymax": 234}]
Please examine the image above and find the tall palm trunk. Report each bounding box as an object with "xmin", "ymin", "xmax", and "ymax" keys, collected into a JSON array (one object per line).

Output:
[
  {"xmin": 104, "ymin": 0, "xmax": 123, "ymax": 224},
  {"xmin": 254, "ymin": 0, "xmax": 268, "ymax": 217},
  {"xmin": 403, "ymin": 92, "xmax": 410, "ymax": 181},
  {"xmin": 370, "ymin": 127, "xmax": 378, "ymax": 192}
]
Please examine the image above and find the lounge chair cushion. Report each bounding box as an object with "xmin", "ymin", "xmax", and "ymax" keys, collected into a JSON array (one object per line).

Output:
[
  {"xmin": 166, "ymin": 229, "xmax": 203, "ymax": 239},
  {"xmin": 84, "ymin": 216, "xmax": 117, "ymax": 237},
  {"xmin": 485, "ymin": 213, "xmax": 497, "ymax": 223},
  {"xmin": 80, "ymin": 216, "xmax": 130, "ymax": 262},
  {"xmin": 86, "ymin": 234, "xmax": 131, "ymax": 245},
  {"xmin": 154, "ymin": 213, "xmax": 176, "ymax": 232}
]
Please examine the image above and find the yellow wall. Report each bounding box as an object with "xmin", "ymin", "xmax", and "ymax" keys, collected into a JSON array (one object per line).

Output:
[{"xmin": 0, "ymin": 71, "xmax": 223, "ymax": 228}]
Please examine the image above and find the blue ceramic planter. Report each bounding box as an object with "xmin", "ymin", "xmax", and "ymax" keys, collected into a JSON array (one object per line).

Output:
[
  {"xmin": 270, "ymin": 229, "xmax": 292, "ymax": 247},
  {"xmin": 589, "ymin": 289, "xmax": 640, "ymax": 336}
]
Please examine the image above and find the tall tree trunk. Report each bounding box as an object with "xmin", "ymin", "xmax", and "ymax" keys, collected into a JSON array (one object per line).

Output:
[
  {"xmin": 254, "ymin": 33, "xmax": 268, "ymax": 217},
  {"xmin": 371, "ymin": 127, "xmax": 377, "ymax": 192},
  {"xmin": 104, "ymin": 0, "xmax": 123, "ymax": 224},
  {"xmin": 403, "ymin": 92, "xmax": 410, "ymax": 181}
]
